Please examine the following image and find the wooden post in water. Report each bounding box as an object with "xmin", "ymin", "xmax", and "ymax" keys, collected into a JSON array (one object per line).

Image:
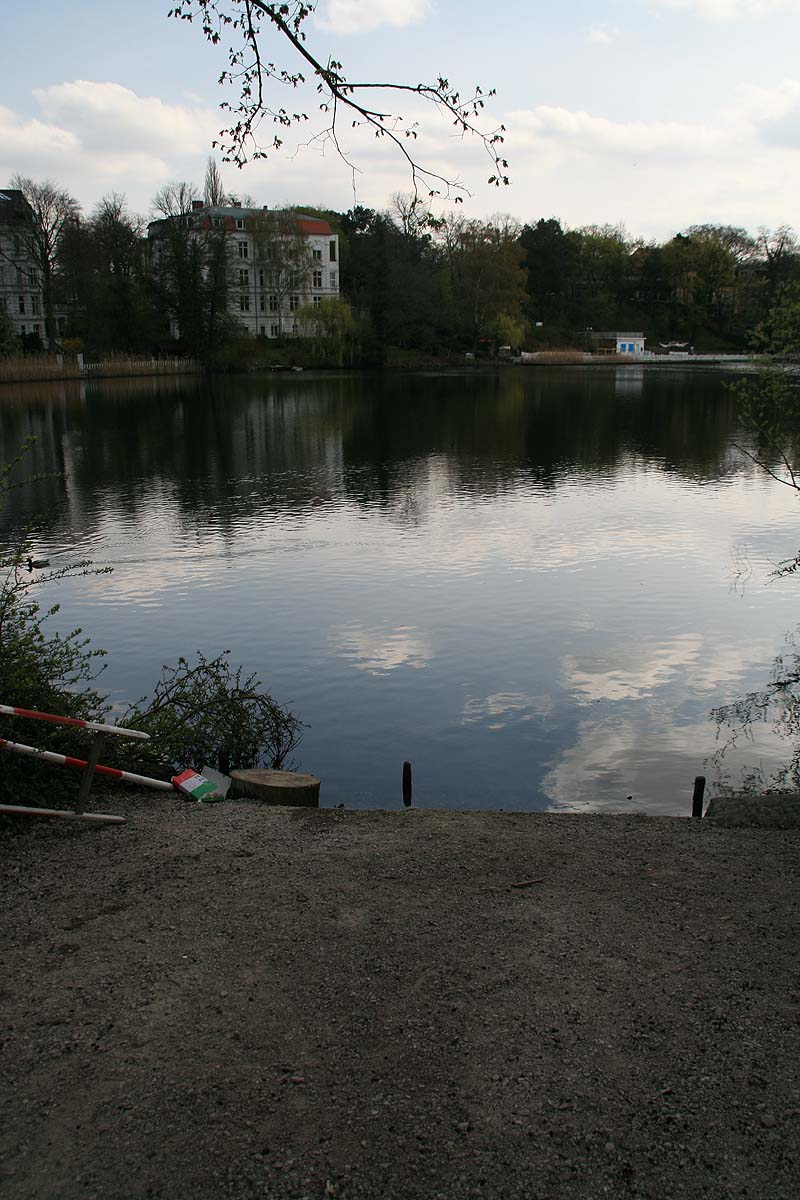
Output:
[
  {"xmin": 402, "ymin": 761, "xmax": 412, "ymax": 808},
  {"xmin": 691, "ymin": 775, "xmax": 706, "ymax": 819}
]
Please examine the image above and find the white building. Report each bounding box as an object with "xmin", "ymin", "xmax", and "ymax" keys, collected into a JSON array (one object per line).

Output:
[
  {"xmin": 614, "ymin": 332, "xmax": 645, "ymax": 355},
  {"xmin": 588, "ymin": 331, "xmax": 646, "ymax": 356},
  {"xmin": 147, "ymin": 203, "xmax": 340, "ymax": 340},
  {"xmin": 0, "ymin": 189, "xmax": 46, "ymax": 343}
]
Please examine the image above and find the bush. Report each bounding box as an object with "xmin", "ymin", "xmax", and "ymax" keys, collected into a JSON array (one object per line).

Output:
[
  {"xmin": 1, "ymin": 443, "xmax": 304, "ymax": 807},
  {"xmin": 0, "ymin": 561, "xmax": 109, "ymax": 806},
  {"xmin": 120, "ymin": 652, "xmax": 304, "ymax": 777}
]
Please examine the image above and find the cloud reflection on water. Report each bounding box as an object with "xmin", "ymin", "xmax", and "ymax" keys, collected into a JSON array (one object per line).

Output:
[
  {"xmin": 331, "ymin": 623, "xmax": 433, "ymax": 674},
  {"xmin": 462, "ymin": 690, "xmax": 553, "ymax": 731}
]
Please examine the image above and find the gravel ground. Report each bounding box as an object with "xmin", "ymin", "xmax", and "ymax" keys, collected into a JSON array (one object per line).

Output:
[{"xmin": 1, "ymin": 796, "xmax": 799, "ymax": 1200}]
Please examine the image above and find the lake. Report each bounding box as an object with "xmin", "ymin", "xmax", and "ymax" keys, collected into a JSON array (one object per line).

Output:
[{"xmin": 1, "ymin": 365, "xmax": 798, "ymax": 813}]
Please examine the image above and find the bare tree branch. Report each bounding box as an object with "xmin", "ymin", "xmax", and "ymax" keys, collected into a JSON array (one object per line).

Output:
[{"xmin": 168, "ymin": 0, "xmax": 509, "ymax": 202}]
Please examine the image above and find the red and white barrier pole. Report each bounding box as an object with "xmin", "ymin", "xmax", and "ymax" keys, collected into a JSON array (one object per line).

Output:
[
  {"xmin": 0, "ymin": 704, "xmax": 149, "ymax": 740},
  {"xmin": 0, "ymin": 737, "xmax": 173, "ymax": 791},
  {"xmin": 0, "ymin": 804, "xmax": 126, "ymax": 825}
]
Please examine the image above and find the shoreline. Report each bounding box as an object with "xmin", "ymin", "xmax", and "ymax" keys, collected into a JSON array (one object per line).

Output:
[{"xmin": 0, "ymin": 354, "xmax": 760, "ymax": 387}]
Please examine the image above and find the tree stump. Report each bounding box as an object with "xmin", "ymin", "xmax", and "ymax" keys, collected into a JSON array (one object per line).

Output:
[{"xmin": 229, "ymin": 769, "xmax": 320, "ymax": 808}]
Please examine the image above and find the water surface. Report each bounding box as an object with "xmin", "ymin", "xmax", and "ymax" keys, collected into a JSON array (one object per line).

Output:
[{"xmin": 1, "ymin": 366, "xmax": 797, "ymax": 812}]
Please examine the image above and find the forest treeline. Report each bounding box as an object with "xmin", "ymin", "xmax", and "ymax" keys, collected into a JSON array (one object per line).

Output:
[{"xmin": 5, "ymin": 172, "xmax": 800, "ymax": 363}]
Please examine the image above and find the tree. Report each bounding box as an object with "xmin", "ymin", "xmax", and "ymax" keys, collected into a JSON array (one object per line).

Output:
[
  {"xmin": 10, "ymin": 175, "xmax": 80, "ymax": 350},
  {"xmin": 437, "ymin": 214, "xmax": 527, "ymax": 349},
  {"xmin": 150, "ymin": 181, "xmax": 235, "ymax": 356},
  {"xmin": 250, "ymin": 208, "xmax": 313, "ymax": 336},
  {"xmin": 168, "ymin": 1, "xmax": 509, "ymax": 200},
  {"xmin": 0, "ymin": 309, "xmax": 16, "ymax": 357},
  {"xmin": 204, "ymin": 156, "xmax": 228, "ymax": 206},
  {"xmin": 520, "ymin": 218, "xmax": 582, "ymax": 336},
  {"xmin": 756, "ymin": 225, "xmax": 800, "ymax": 311},
  {"xmin": 712, "ymin": 286, "xmax": 800, "ymax": 787},
  {"xmin": 0, "ymin": 440, "xmax": 110, "ymax": 805},
  {"xmin": 57, "ymin": 194, "xmax": 160, "ymax": 353},
  {"xmin": 297, "ymin": 295, "xmax": 358, "ymax": 364}
]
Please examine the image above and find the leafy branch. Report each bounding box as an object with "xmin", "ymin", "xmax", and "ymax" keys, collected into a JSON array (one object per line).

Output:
[
  {"xmin": 167, "ymin": 0, "xmax": 509, "ymax": 201},
  {"xmin": 122, "ymin": 651, "xmax": 304, "ymax": 775}
]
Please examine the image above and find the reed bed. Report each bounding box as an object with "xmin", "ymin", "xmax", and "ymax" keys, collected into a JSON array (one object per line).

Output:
[
  {"xmin": 85, "ymin": 355, "xmax": 202, "ymax": 378},
  {"xmin": 523, "ymin": 349, "xmax": 590, "ymax": 364},
  {"xmin": 0, "ymin": 355, "xmax": 81, "ymax": 383},
  {"xmin": 0, "ymin": 354, "xmax": 202, "ymax": 385}
]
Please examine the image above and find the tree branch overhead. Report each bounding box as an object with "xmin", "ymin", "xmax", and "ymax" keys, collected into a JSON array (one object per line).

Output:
[{"xmin": 167, "ymin": 0, "xmax": 509, "ymax": 201}]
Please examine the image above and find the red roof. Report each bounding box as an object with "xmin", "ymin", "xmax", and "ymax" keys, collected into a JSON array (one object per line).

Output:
[{"xmin": 296, "ymin": 217, "xmax": 332, "ymax": 236}]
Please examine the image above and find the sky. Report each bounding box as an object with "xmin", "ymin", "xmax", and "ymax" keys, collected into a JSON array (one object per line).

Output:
[{"xmin": 3, "ymin": 0, "xmax": 800, "ymax": 238}]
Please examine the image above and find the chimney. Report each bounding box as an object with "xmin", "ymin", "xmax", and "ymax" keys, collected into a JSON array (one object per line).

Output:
[{"xmin": 192, "ymin": 200, "xmax": 204, "ymax": 211}]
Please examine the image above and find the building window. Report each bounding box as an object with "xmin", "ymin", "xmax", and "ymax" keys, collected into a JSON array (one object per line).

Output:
[
  {"xmin": 260, "ymin": 325, "xmax": 266, "ymax": 336},
  {"xmin": 259, "ymin": 269, "xmax": 265, "ymax": 286},
  {"xmin": 213, "ymin": 217, "xmax": 224, "ymax": 228},
  {"xmin": 0, "ymin": 296, "xmax": 5, "ymax": 311},
  {"xmin": 290, "ymin": 295, "xmax": 299, "ymax": 311},
  {"xmin": 17, "ymin": 268, "xmax": 24, "ymax": 286},
  {"xmin": 239, "ymin": 268, "xmax": 249, "ymax": 285},
  {"xmin": 33, "ymin": 323, "xmax": 40, "ymax": 334},
  {"xmin": 313, "ymin": 296, "xmax": 321, "ymax": 307},
  {"xmin": 13, "ymin": 236, "xmax": 21, "ymax": 256},
  {"xmin": 329, "ymin": 240, "xmax": 337, "ymax": 262},
  {"xmin": 238, "ymin": 241, "xmax": 248, "ymax": 258},
  {"xmin": 269, "ymin": 295, "xmax": 278, "ymax": 313},
  {"xmin": 259, "ymin": 296, "xmax": 265, "ymax": 311},
  {"xmin": 330, "ymin": 271, "xmax": 337, "ymax": 289},
  {"xmin": 18, "ymin": 296, "xmax": 25, "ymax": 314},
  {"xmin": 312, "ymin": 248, "xmax": 322, "ymax": 261},
  {"xmin": 292, "ymin": 322, "xmax": 298, "ymax": 335},
  {"xmin": 20, "ymin": 324, "xmax": 26, "ymax": 334},
  {"xmin": 31, "ymin": 296, "xmax": 40, "ymax": 314},
  {"xmin": 239, "ymin": 295, "xmax": 250, "ymax": 312},
  {"xmin": 312, "ymin": 271, "xmax": 322, "ymax": 288},
  {"xmin": 236, "ymin": 218, "xmax": 245, "ymax": 230},
  {"xmin": 271, "ymin": 324, "xmax": 279, "ymax": 337}
]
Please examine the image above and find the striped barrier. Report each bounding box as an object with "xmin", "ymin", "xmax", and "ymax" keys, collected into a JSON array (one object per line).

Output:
[
  {"xmin": 0, "ymin": 704, "xmax": 150, "ymax": 740},
  {"xmin": 0, "ymin": 703, "xmax": 163, "ymax": 825},
  {"xmin": 1, "ymin": 703, "xmax": 225, "ymax": 825},
  {"xmin": 0, "ymin": 737, "xmax": 173, "ymax": 790}
]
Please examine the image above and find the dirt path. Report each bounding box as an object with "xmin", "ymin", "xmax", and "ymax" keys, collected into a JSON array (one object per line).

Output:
[{"xmin": 2, "ymin": 798, "xmax": 799, "ymax": 1199}]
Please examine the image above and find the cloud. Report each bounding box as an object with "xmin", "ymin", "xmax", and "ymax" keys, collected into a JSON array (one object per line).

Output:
[
  {"xmin": 0, "ymin": 105, "xmax": 79, "ymax": 164},
  {"xmin": 4, "ymin": 70, "xmax": 800, "ymax": 238},
  {"xmin": 586, "ymin": 25, "xmax": 621, "ymax": 44},
  {"xmin": 727, "ymin": 78, "xmax": 800, "ymax": 147},
  {"xmin": 315, "ymin": 0, "xmax": 429, "ymax": 34},
  {"xmin": 510, "ymin": 105, "xmax": 728, "ymax": 161},
  {"xmin": 33, "ymin": 81, "xmax": 218, "ymax": 157},
  {"xmin": 653, "ymin": 0, "xmax": 800, "ymax": 17},
  {"xmin": 0, "ymin": 81, "xmax": 224, "ymax": 216}
]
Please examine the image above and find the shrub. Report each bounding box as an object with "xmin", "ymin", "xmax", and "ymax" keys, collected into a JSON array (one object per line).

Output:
[
  {"xmin": 120, "ymin": 652, "xmax": 304, "ymax": 777},
  {"xmin": 1, "ymin": 442, "xmax": 304, "ymax": 807}
]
